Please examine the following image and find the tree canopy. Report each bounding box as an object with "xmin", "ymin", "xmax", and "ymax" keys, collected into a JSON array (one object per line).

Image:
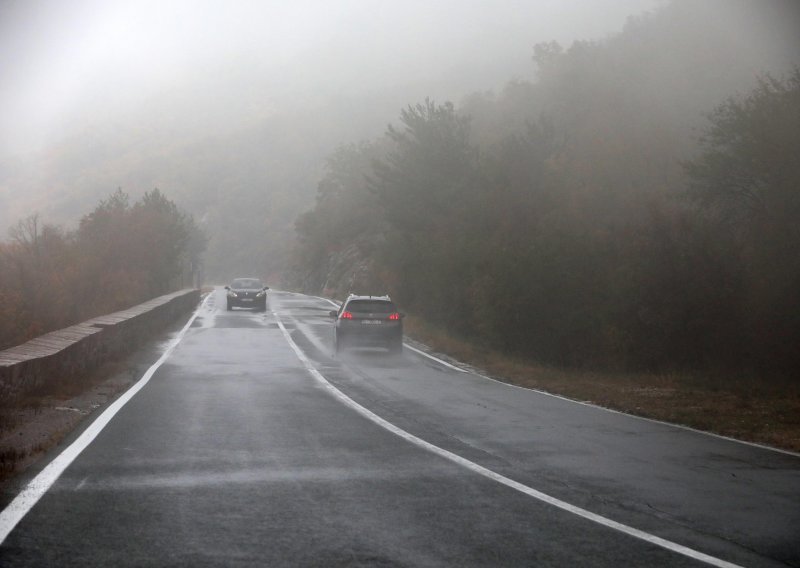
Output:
[
  {"xmin": 0, "ymin": 190, "xmax": 204, "ymax": 350},
  {"xmin": 291, "ymin": 1, "xmax": 800, "ymax": 379}
]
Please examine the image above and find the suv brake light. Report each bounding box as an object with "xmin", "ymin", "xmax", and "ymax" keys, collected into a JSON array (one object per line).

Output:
[
  {"xmin": 341, "ymin": 311, "xmax": 353, "ymax": 319},
  {"xmin": 388, "ymin": 313, "xmax": 400, "ymax": 320}
]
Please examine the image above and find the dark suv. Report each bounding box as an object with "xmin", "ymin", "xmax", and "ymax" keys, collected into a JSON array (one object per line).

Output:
[
  {"xmin": 224, "ymin": 278, "xmax": 269, "ymax": 311},
  {"xmin": 330, "ymin": 295, "xmax": 404, "ymax": 354}
]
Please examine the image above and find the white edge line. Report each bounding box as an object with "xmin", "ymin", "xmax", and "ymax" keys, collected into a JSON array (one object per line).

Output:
[
  {"xmin": 403, "ymin": 343, "xmax": 467, "ymax": 372},
  {"xmin": 472, "ymin": 372, "xmax": 800, "ymax": 459},
  {"xmin": 310, "ymin": 293, "xmax": 799, "ymax": 458},
  {"xmin": 275, "ymin": 313, "xmax": 744, "ymax": 568},
  {"xmin": 0, "ymin": 294, "xmax": 210, "ymax": 544}
]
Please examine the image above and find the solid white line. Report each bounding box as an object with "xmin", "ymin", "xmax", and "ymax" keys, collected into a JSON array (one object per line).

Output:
[
  {"xmin": 275, "ymin": 313, "xmax": 744, "ymax": 568},
  {"xmin": 305, "ymin": 292, "xmax": 798, "ymax": 457},
  {"xmin": 0, "ymin": 294, "xmax": 210, "ymax": 545},
  {"xmin": 403, "ymin": 343, "xmax": 467, "ymax": 372},
  {"xmin": 274, "ymin": 311, "xmax": 334, "ymax": 357},
  {"xmin": 311, "ymin": 295, "xmax": 339, "ymax": 307},
  {"xmin": 471, "ymin": 370, "xmax": 800, "ymax": 458}
]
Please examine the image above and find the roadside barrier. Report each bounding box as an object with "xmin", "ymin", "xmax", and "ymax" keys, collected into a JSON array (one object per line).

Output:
[{"xmin": 0, "ymin": 289, "xmax": 200, "ymax": 402}]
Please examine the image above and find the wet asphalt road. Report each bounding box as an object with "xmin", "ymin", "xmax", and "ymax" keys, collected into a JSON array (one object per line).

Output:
[{"xmin": 1, "ymin": 289, "xmax": 798, "ymax": 567}]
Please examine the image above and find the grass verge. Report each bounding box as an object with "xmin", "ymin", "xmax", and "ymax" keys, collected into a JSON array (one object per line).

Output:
[
  {"xmin": 404, "ymin": 317, "xmax": 800, "ymax": 454},
  {"xmin": 0, "ymin": 359, "xmax": 139, "ymax": 487}
]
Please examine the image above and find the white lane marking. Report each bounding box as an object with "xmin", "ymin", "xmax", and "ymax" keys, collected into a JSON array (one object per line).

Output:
[
  {"xmin": 471, "ymin": 370, "xmax": 800, "ymax": 458},
  {"xmin": 274, "ymin": 311, "xmax": 334, "ymax": 357},
  {"xmin": 403, "ymin": 343, "xmax": 467, "ymax": 373},
  {"xmin": 308, "ymin": 292, "xmax": 799, "ymax": 458},
  {"xmin": 195, "ymin": 290, "xmax": 218, "ymax": 328},
  {"xmin": 0, "ymin": 294, "xmax": 210, "ymax": 545},
  {"xmin": 275, "ymin": 313, "xmax": 744, "ymax": 568},
  {"xmin": 309, "ymin": 295, "xmax": 467, "ymax": 372},
  {"xmin": 310, "ymin": 295, "xmax": 339, "ymax": 306}
]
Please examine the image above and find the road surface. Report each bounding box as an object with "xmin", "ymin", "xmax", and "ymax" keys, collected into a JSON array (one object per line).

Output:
[{"xmin": 1, "ymin": 289, "xmax": 798, "ymax": 567}]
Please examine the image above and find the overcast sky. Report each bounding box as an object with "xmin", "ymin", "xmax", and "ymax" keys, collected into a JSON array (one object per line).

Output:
[{"xmin": 0, "ymin": 0, "xmax": 661, "ymax": 157}]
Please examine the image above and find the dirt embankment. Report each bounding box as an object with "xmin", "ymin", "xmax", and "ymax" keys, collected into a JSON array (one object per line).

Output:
[{"xmin": 0, "ymin": 360, "xmax": 140, "ymax": 487}]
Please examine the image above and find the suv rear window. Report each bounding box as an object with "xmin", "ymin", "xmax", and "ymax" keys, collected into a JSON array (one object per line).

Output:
[{"xmin": 346, "ymin": 300, "xmax": 396, "ymax": 313}]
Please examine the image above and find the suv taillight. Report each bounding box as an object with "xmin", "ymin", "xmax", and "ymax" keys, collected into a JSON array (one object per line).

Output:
[
  {"xmin": 388, "ymin": 313, "xmax": 400, "ymax": 320},
  {"xmin": 341, "ymin": 311, "xmax": 353, "ymax": 319}
]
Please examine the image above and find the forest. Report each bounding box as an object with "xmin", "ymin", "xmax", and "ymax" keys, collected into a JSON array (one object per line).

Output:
[
  {"xmin": 290, "ymin": 2, "xmax": 800, "ymax": 379},
  {"xmin": 0, "ymin": 189, "xmax": 205, "ymax": 350},
  {"xmin": 1, "ymin": 1, "xmax": 797, "ymax": 380}
]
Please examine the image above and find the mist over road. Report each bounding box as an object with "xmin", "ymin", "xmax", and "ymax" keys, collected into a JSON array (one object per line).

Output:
[{"xmin": 1, "ymin": 289, "xmax": 798, "ymax": 566}]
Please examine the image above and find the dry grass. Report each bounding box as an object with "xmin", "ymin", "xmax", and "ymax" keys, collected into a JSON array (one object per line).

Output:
[
  {"xmin": 0, "ymin": 447, "xmax": 26, "ymax": 476},
  {"xmin": 0, "ymin": 423, "xmax": 76, "ymax": 484},
  {"xmin": 0, "ymin": 359, "xmax": 139, "ymax": 485},
  {"xmin": 404, "ymin": 317, "xmax": 800, "ymax": 453}
]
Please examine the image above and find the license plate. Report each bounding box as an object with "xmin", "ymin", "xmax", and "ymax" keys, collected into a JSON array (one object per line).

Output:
[
  {"xmin": 242, "ymin": 298, "xmax": 253, "ymax": 302},
  {"xmin": 362, "ymin": 320, "xmax": 382, "ymax": 325}
]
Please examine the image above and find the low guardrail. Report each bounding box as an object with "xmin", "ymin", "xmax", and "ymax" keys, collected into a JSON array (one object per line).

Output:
[{"xmin": 0, "ymin": 289, "xmax": 200, "ymax": 402}]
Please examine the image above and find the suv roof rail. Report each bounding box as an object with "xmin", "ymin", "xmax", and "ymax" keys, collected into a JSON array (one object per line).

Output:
[{"xmin": 345, "ymin": 293, "xmax": 392, "ymax": 301}]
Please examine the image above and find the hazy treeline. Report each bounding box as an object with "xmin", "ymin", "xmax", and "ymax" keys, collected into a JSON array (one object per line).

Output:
[
  {"xmin": 291, "ymin": 2, "xmax": 800, "ymax": 378},
  {"xmin": 0, "ymin": 189, "xmax": 205, "ymax": 350}
]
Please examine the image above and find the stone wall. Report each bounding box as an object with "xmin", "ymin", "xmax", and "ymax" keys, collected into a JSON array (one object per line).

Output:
[{"xmin": 0, "ymin": 289, "xmax": 200, "ymax": 402}]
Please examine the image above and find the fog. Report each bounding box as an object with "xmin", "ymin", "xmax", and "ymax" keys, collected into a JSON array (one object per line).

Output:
[
  {"xmin": 1, "ymin": 1, "xmax": 655, "ymax": 228},
  {"xmin": 1, "ymin": 0, "xmax": 797, "ymax": 281},
  {"xmin": 1, "ymin": 0, "xmax": 659, "ymax": 157},
  {"xmin": 2, "ymin": 0, "xmax": 799, "ymax": 377}
]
